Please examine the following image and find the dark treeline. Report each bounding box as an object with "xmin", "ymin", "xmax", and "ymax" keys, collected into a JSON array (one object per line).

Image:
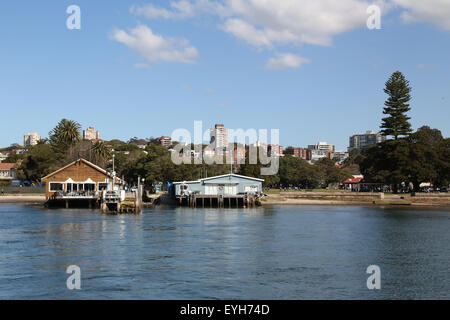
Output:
[{"xmin": 4, "ymin": 120, "xmax": 352, "ymax": 188}]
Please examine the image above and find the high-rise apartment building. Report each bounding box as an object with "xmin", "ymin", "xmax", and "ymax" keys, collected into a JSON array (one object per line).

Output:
[
  {"xmin": 284, "ymin": 147, "xmax": 308, "ymax": 159},
  {"xmin": 309, "ymin": 149, "xmax": 332, "ymax": 162},
  {"xmin": 83, "ymin": 127, "xmax": 100, "ymax": 141},
  {"xmin": 307, "ymin": 142, "xmax": 335, "ymax": 152},
  {"xmin": 210, "ymin": 124, "xmax": 228, "ymax": 150},
  {"xmin": 348, "ymin": 130, "xmax": 386, "ymax": 152},
  {"xmin": 23, "ymin": 132, "xmax": 41, "ymax": 146},
  {"xmin": 330, "ymin": 151, "xmax": 349, "ymax": 164}
]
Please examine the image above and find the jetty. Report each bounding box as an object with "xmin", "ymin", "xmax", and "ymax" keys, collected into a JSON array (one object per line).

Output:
[{"xmin": 101, "ymin": 187, "xmax": 143, "ymax": 214}]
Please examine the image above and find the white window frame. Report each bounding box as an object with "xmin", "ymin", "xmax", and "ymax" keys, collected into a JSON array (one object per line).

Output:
[{"xmin": 49, "ymin": 182, "xmax": 65, "ymax": 192}]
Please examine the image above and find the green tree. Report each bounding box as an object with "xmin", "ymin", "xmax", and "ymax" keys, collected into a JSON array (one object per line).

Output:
[
  {"xmin": 315, "ymin": 158, "xmax": 352, "ymax": 186},
  {"xmin": 19, "ymin": 144, "xmax": 61, "ymax": 182},
  {"xmin": 380, "ymin": 71, "xmax": 413, "ymax": 139},
  {"xmin": 360, "ymin": 139, "xmax": 410, "ymax": 193},
  {"xmin": 436, "ymin": 138, "xmax": 450, "ymax": 187},
  {"xmin": 405, "ymin": 126, "xmax": 442, "ymax": 190},
  {"xmin": 49, "ymin": 119, "xmax": 81, "ymax": 156},
  {"xmin": 91, "ymin": 141, "xmax": 111, "ymax": 167}
]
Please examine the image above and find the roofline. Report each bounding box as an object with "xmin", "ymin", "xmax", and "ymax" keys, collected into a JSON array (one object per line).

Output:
[
  {"xmin": 201, "ymin": 173, "xmax": 264, "ymax": 182},
  {"xmin": 173, "ymin": 173, "xmax": 264, "ymax": 184},
  {"xmin": 172, "ymin": 180, "xmax": 204, "ymax": 184},
  {"xmin": 0, "ymin": 163, "xmax": 15, "ymax": 169},
  {"xmin": 41, "ymin": 158, "xmax": 122, "ymax": 182}
]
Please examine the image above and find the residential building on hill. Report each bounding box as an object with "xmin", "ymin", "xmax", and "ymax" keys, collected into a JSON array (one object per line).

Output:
[
  {"xmin": 284, "ymin": 147, "xmax": 309, "ymax": 159},
  {"xmin": 83, "ymin": 127, "xmax": 100, "ymax": 141},
  {"xmin": 23, "ymin": 132, "xmax": 41, "ymax": 146},
  {"xmin": 156, "ymin": 136, "xmax": 172, "ymax": 148},
  {"xmin": 310, "ymin": 149, "xmax": 331, "ymax": 162},
  {"xmin": 0, "ymin": 152, "xmax": 8, "ymax": 162},
  {"xmin": 348, "ymin": 130, "xmax": 386, "ymax": 152},
  {"xmin": 308, "ymin": 141, "xmax": 335, "ymax": 152},
  {"xmin": 0, "ymin": 163, "xmax": 17, "ymax": 182},
  {"xmin": 210, "ymin": 124, "xmax": 228, "ymax": 150},
  {"xmin": 268, "ymin": 144, "xmax": 283, "ymax": 156},
  {"xmin": 330, "ymin": 151, "xmax": 349, "ymax": 164}
]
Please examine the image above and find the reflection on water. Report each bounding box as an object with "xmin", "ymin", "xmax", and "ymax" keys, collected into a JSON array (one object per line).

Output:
[{"xmin": 0, "ymin": 204, "xmax": 449, "ymax": 299}]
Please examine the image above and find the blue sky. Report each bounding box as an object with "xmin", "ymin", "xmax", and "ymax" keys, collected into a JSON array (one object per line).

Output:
[{"xmin": 0, "ymin": 0, "xmax": 449, "ymax": 150}]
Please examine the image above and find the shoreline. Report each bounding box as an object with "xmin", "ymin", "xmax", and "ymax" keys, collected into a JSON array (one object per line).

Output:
[
  {"xmin": 0, "ymin": 195, "xmax": 46, "ymax": 204},
  {"xmin": 0, "ymin": 195, "xmax": 449, "ymax": 208},
  {"xmin": 260, "ymin": 199, "xmax": 450, "ymax": 207}
]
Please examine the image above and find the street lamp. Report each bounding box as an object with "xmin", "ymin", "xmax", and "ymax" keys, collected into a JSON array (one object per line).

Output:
[{"xmin": 112, "ymin": 154, "xmax": 116, "ymax": 189}]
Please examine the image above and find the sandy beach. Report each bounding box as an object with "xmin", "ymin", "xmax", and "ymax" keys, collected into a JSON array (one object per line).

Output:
[
  {"xmin": 0, "ymin": 195, "xmax": 46, "ymax": 204},
  {"xmin": 261, "ymin": 198, "xmax": 369, "ymax": 206}
]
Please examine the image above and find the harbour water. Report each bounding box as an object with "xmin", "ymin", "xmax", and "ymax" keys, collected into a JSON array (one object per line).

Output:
[{"xmin": 0, "ymin": 204, "xmax": 449, "ymax": 299}]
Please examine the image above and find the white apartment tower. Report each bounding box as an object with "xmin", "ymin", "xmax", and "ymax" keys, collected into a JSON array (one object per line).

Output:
[
  {"xmin": 23, "ymin": 132, "xmax": 41, "ymax": 146},
  {"xmin": 83, "ymin": 127, "xmax": 100, "ymax": 141},
  {"xmin": 307, "ymin": 141, "xmax": 335, "ymax": 152},
  {"xmin": 210, "ymin": 124, "xmax": 229, "ymax": 150}
]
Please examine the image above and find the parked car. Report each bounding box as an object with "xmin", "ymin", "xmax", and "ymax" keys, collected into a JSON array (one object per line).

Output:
[{"xmin": 440, "ymin": 187, "xmax": 449, "ymax": 193}]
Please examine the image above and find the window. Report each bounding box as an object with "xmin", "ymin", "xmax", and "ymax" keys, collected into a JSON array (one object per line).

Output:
[
  {"xmin": 84, "ymin": 184, "xmax": 95, "ymax": 191},
  {"xmin": 205, "ymin": 185, "xmax": 218, "ymax": 195},
  {"xmin": 244, "ymin": 185, "xmax": 258, "ymax": 193},
  {"xmin": 224, "ymin": 185, "xmax": 237, "ymax": 195},
  {"xmin": 49, "ymin": 183, "xmax": 63, "ymax": 192},
  {"xmin": 98, "ymin": 183, "xmax": 108, "ymax": 191}
]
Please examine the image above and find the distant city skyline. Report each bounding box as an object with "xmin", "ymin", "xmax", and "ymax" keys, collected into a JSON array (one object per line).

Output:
[
  {"xmin": 1, "ymin": 1, "xmax": 449, "ymax": 150},
  {"xmin": 0, "ymin": 124, "xmax": 435, "ymax": 152}
]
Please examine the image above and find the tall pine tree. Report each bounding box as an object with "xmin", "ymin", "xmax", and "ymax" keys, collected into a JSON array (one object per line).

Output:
[{"xmin": 380, "ymin": 71, "xmax": 413, "ymax": 139}]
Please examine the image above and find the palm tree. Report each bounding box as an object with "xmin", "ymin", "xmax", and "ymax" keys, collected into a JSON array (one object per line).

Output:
[
  {"xmin": 50, "ymin": 119, "xmax": 81, "ymax": 145},
  {"xmin": 91, "ymin": 141, "xmax": 111, "ymax": 167},
  {"xmin": 49, "ymin": 119, "xmax": 81, "ymax": 158}
]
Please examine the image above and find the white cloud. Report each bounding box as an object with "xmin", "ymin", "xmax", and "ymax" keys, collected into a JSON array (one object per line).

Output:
[
  {"xmin": 130, "ymin": 0, "xmax": 220, "ymax": 19},
  {"xmin": 266, "ymin": 53, "xmax": 310, "ymax": 70},
  {"xmin": 133, "ymin": 0, "xmax": 382, "ymax": 47},
  {"xmin": 221, "ymin": 18, "xmax": 274, "ymax": 48},
  {"xmin": 130, "ymin": 0, "xmax": 390, "ymax": 67},
  {"xmin": 222, "ymin": 0, "xmax": 379, "ymax": 47},
  {"xmin": 127, "ymin": 0, "xmax": 450, "ymax": 69},
  {"xmin": 110, "ymin": 25, "xmax": 199, "ymax": 64},
  {"xmin": 393, "ymin": 0, "xmax": 450, "ymax": 30}
]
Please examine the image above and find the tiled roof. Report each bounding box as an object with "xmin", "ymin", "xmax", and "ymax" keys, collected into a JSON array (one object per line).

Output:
[
  {"xmin": 0, "ymin": 163, "xmax": 15, "ymax": 170},
  {"xmin": 344, "ymin": 177, "xmax": 363, "ymax": 183}
]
